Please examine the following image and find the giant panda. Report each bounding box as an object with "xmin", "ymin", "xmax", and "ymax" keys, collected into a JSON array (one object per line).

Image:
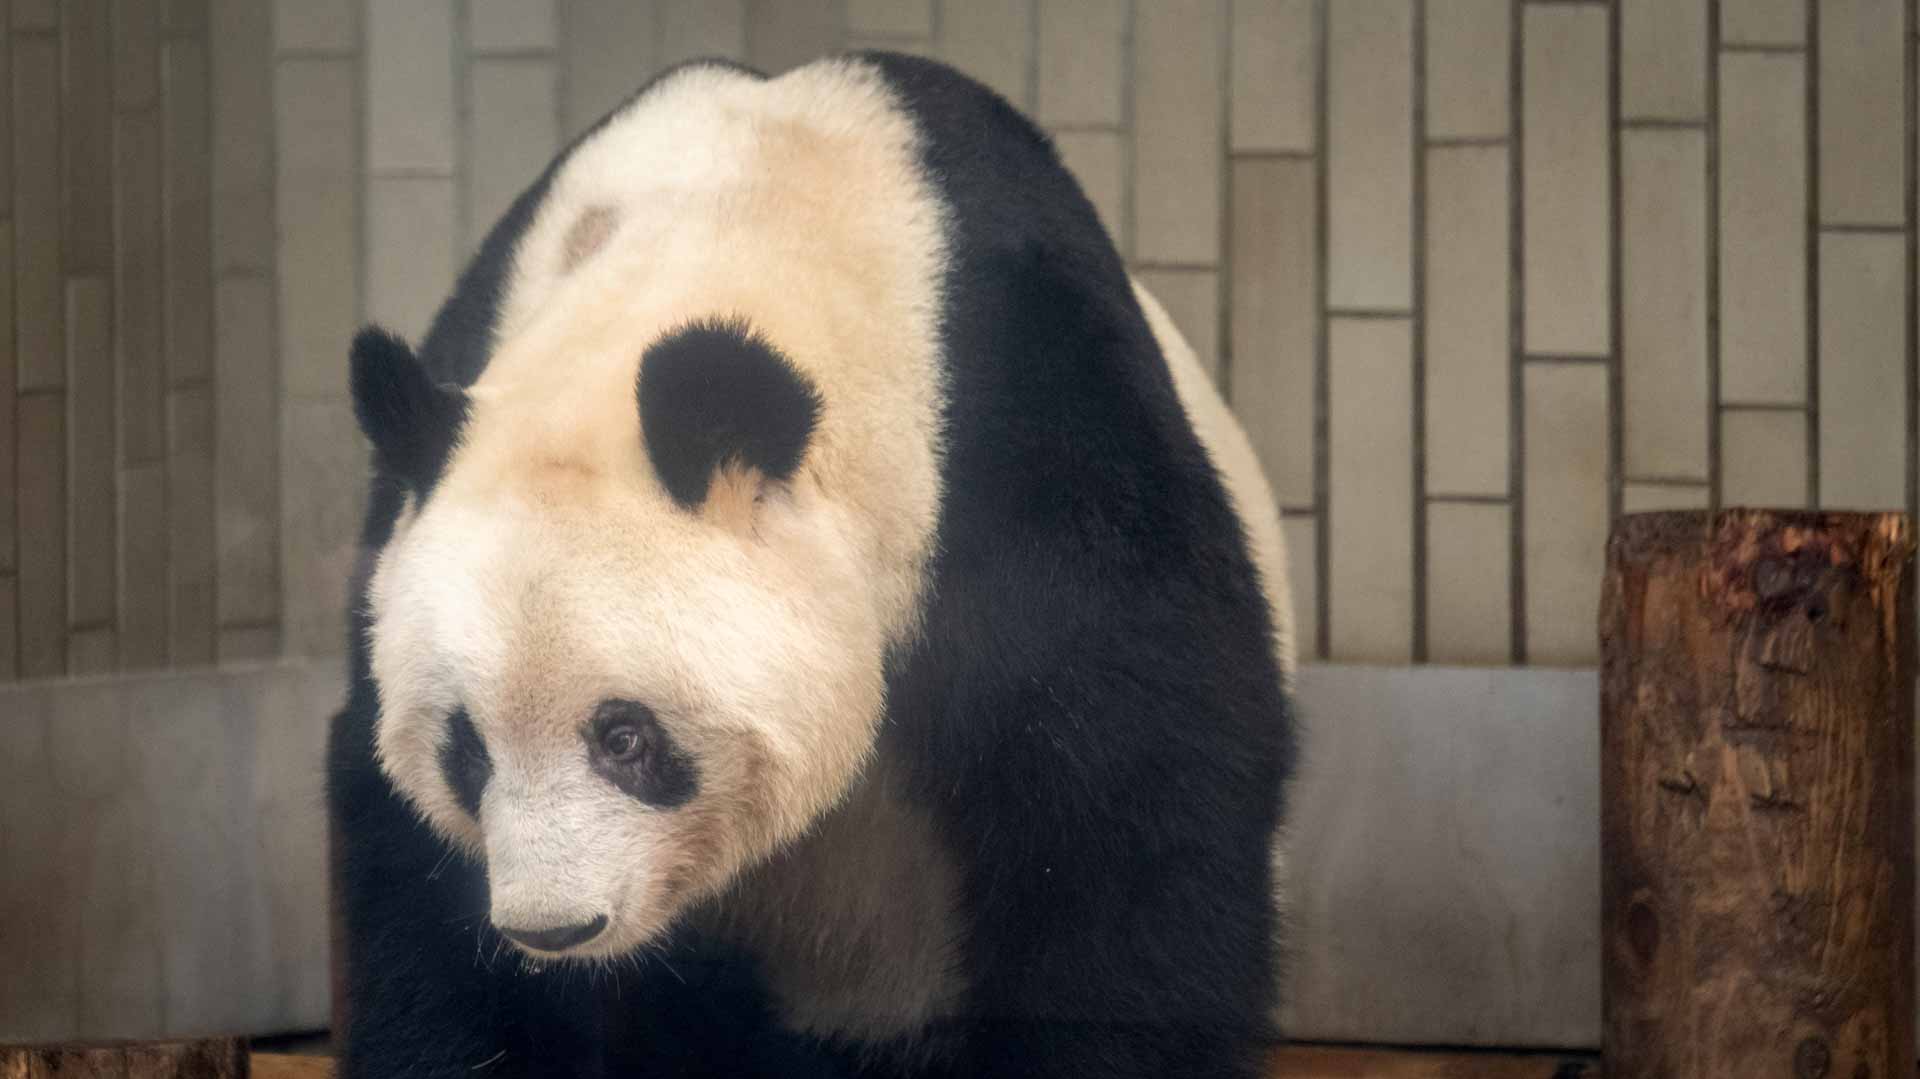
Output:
[{"xmin": 329, "ymin": 51, "xmax": 1298, "ymax": 1079}]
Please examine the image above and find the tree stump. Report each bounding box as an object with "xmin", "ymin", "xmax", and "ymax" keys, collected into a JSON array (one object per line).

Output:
[
  {"xmin": 0, "ymin": 1039, "xmax": 246, "ymax": 1077},
  {"xmin": 1600, "ymin": 510, "xmax": 1915, "ymax": 1078}
]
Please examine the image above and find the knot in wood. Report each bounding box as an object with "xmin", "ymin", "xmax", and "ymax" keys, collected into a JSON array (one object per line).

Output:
[{"xmin": 1794, "ymin": 1036, "xmax": 1832, "ymax": 1079}]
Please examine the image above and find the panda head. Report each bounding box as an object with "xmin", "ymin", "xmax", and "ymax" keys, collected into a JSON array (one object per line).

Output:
[{"xmin": 351, "ymin": 311, "xmax": 896, "ymax": 961}]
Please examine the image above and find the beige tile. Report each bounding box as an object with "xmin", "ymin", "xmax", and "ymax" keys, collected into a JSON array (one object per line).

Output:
[
  {"xmin": 1328, "ymin": 0, "xmax": 1413, "ymax": 310},
  {"xmin": 1621, "ymin": 0, "xmax": 1706, "ymax": 121},
  {"xmin": 1136, "ymin": 268, "xmax": 1221, "ymax": 384},
  {"xmin": 1819, "ymin": 0, "xmax": 1906, "ymax": 225},
  {"xmin": 1621, "ymin": 483, "xmax": 1708, "ymax": 513},
  {"xmin": 470, "ymin": 0, "xmax": 557, "ymax": 52},
  {"xmin": 163, "ymin": 38, "xmax": 212, "ymax": 387},
  {"xmin": 752, "ymin": 0, "xmax": 844, "ymax": 75},
  {"xmin": 368, "ymin": 177, "xmax": 458, "ymax": 343},
  {"xmin": 74, "ymin": 784, "xmax": 163, "ymax": 1036},
  {"xmin": 116, "ymin": 0, "xmax": 162, "ymax": 110},
  {"xmin": 68, "ymin": 627, "xmax": 119, "ymax": 675},
  {"xmin": 18, "ymin": 394, "xmax": 67, "ymax": 678},
  {"xmin": 469, "ymin": 58, "xmax": 561, "ymax": 251},
  {"xmin": 15, "ymin": 34, "xmax": 64, "ymax": 391},
  {"xmin": 63, "ymin": 0, "xmax": 114, "ymax": 273},
  {"xmin": 217, "ymin": 624, "xmax": 281, "ymax": 661},
  {"xmin": 1424, "ymin": 145, "xmax": 1510, "ymax": 497},
  {"xmin": 210, "ymin": 0, "xmax": 274, "ymax": 272},
  {"xmin": 1721, "ymin": 0, "xmax": 1804, "ymax": 45},
  {"xmin": 119, "ymin": 464, "xmax": 170, "ymax": 669},
  {"xmin": 1329, "ymin": 317, "xmax": 1413, "ymax": 662},
  {"xmin": 276, "ymin": 58, "xmax": 358, "ymax": 401},
  {"xmin": 1230, "ymin": 157, "xmax": 1317, "ymax": 508},
  {"xmin": 67, "ymin": 277, "xmax": 117, "ymax": 632},
  {"xmin": 1818, "ymin": 232, "xmax": 1906, "ymax": 509},
  {"xmin": 938, "ymin": 0, "xmax": 1032, "ymax": 107},
  {"xmin": 659, "ymin": 0, "xmax": 746, "ymax": 64},
  {"xmin": 165, "ymin": 0, "xmax": 207, "ymax": 37},
  {"xmin": 1231, "ymin": 0, "xmax": 1314, "ymax": 153},
  {"xmin": 1720, "ymin": 408, "xmax": 1808, "ymax": 507},
  {"xmin": 848, "ymin": 0, "xmax": 931, "ymax": 37},
  {"xmin": 367, "ymin": 0, "xmax": 456, "ymax": 174},
  {"xmin": 1426, "ymin": 501, "xmax": 1511, "ymax": 665},
  {"xmin": 275, "ymin": 0, "xmax": 358, "ymax": 52},
  {"xmin": 1053, "ymin": 130, "xmax": 1127, "ymax": 254},
  {"xmin": 846, "ymin": 35, "xmax": 936, "ymax": 57},
  {"xmin": 1718, "ymin": 53, "xmax": 1805, "ymax": 404},
  {"xmin": 1522, "ymin": 4, "xmax": 1610, "ymax": 355},
  {"xmin": 116, "ymin": 110, "xmax": 167, "ymax": 464},
  {"xmin": 0, "ymin": 9, "xmax": 12, "ymax": 218},
  {"xmin": 167, "ymin": 387, "xmax": 216, "ymax": 667},
  {"xmin": 0, "ymin": 704, "xmax": 78, "ymax": 1037},
  {"xmin": 1281, "ymin": 514, "xmax": 1318, "ymax": 660},
  {"xmin": 1037, "ymin": 0, "xmax": 1126, "ymax": 127},
  {"xmin": 1134, "ymin": 0, "xmax": 1224, "ymax": 265},
  {"xmin": 10, "ymin": 0, "xmax": 56, "ymax": 29},
  {"xmin": 563, "ymin": 0, "xmax": 657, "ymax": 135},
  {"xmin": 0, "ymin": 221, "xmax": 10, "ymax": 576},
  {"xmin": 0, "ymin": 577, "xmax": 15, "ymax": 681},
  {"xmin": 1425, "ymin": 0, "xmax": 1509, "ymax": 140},
  {"xmin": 282, "ymin": 399, "xmax": 368, "ymax": 657},
  {"xmin": 1622, "ymin": 130, "xmax": 1708, "ymax": 480},
  {"xmin": 1523, "ymin": 363, "xmax": 1609, "ymax": 666},
  {"xmin": 214, "ymin": 275, "xmax": 279, "ymax": 628}
]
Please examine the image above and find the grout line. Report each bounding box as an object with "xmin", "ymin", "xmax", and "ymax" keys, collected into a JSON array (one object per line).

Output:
[
  {"xmin": 1706, "ymin": 0, "xmax": 1723, "ymax": 514},
  {"xmin": 1326, "ymin": 306, "xmax": 1414, "ymax": 320},
  {"xmin": 1620, "ymin": 475, "xmax": 1711, "ymax": 488},
  {"xmin": 1280, "ymin": 505, "xmax": 1318, "ymax": 518},
  {"xmin": 1313, "ymin": 0, "xmax": 1331, "ymax": 662},
  {"xmin": 1606, "ymin": 0, "xmax": 1623, "ymax": 526},
  {"xmin": 1428, "ymin": 492, "xmax": 1510, "ymax": 505},
  {"xmin": 1820, "ymin": 221, "xmax": 1909, "ymax": 234},
  {"xmin": 1720, "ymin": 41, "xmax": 1803, "ymax": 55},
  {"xmin": 465, "ymin": 46, "xmax": 562, "ymax": 62},
  {"xmin": 1508, "ymin": 0, "xmax": 1527, "ymax": 665},
  {"xmin": 1721, "ymin": 401, "xmax": 1813, "ymax": 412},
  {"xmin": 1411, "ymin": 0, "xmax": 1428, "ymax": 664},
  {"xmin": 1806, "ymin": 0, "xmax": 1821, "ymax": 507},
  {"xmin": 1048, "ymin": 122, "xmax": 1128, "ymax": 134},
  {"xmin": 1523, "ymin": 352, "xmax": 1611, "ymax": 364},
  {"xmin": 1130, "ymin": 259, "xmax": 1220, "ymax": 273},
  {"xmin": 1619, "ymin": 116, "xmax": 1707, "ymax": 130},
  {"xmin": 274, "ymin": 47, "xmax": 358, "ymax": 61},
  {"xmin": 365, "ymin": 166, "xmax": 459, "ymax": 181},
  {"xmin": 1231, "ymin": 147, "xmax": 1317, "ymax": 160},
  {"xmin": 1426, "ymin": 134, "xmax": 1509, "ymax": 148}
]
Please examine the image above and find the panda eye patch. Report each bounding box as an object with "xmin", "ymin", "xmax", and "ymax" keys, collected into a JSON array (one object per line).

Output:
[{"xmin": 584, "ymin": 699, "xmax": 699, "ymax": 809}]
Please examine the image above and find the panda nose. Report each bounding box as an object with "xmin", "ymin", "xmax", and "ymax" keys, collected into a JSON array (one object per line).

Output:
[{"xmin": 495, "ymin": 913, "xmax": 609, "ymax": 952}]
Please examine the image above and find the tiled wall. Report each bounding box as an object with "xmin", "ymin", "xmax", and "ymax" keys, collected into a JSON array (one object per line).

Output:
[{"xmin": 8, "ymin": 0, "xmax": 1916, "ymax": 680}]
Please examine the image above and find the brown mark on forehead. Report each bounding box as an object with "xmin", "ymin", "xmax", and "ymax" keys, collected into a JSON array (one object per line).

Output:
[{"xmin": 561, "ymin": 205, "xmax": 620, "ymax": 272}]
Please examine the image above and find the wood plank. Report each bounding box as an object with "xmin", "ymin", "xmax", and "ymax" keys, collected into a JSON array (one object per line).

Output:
[
  {"xmin": 1, "ymin": 1041, "xmax": 245, "ymax": 1076},
  {"xmin": 16, "ymin": 393, "xmax": 65, "ymax": 676},
  {"xmin": 63, "ymin": 0, "xmax": 115, "ymax": 273},
  {"xmin": 116, "ymin": 107, "xmax": 165, "ymax": 462},
  {"xmin": 161, "ymin": 37, "xmax": 210, "ymax": 386},
  {"xmin": 1266, "ymin": 1046, "xmax": 1597, "ymax": 1078},
  {"xmin": 15, "ymin": 33, "xmax": 64, "ymax": 391},
  {"xmin": 66, "ymin": 277, "xmax": 117, "ymax": 632}
]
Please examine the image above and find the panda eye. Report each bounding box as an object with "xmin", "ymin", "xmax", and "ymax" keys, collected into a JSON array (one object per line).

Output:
[{"xmin": 599, "ymin": 724, "xmax": 644, "ymax": 762}]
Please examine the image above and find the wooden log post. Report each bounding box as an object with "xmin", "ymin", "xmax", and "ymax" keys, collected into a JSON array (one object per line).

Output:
[
  {"xmin": 0, "ymin": 1039, "xmax": 247, "ymax": 1077},
  {"xmin": 1601, "ymin": 510, "xmax": 1916, "ymax": 1078}
]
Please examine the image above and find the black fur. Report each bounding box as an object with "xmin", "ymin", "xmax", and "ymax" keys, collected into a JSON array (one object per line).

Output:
[
  {"xmin": 585, "ymin": 699, "xmax": 700, "ymax": 809},
  {"xmin": 637, "ymin": 318, "xmax": 823, "ymax": 508},
  {"xmin": 349, "ymin": 328, "xmax": 470, "ymax": 495},
  {"xmin": 438, "ymin": 708, "xmax": 491, "ymax": 820},
  {"xmin": 330, "ymin": 53, "xmax": 1293, "ymax": 1079}
]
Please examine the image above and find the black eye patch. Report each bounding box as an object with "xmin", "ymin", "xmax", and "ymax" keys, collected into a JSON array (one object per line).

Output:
[
  {"xmin": 440, "ymin": 707, "xmax": 492, "ymax": 819},
  {"xmin": 584, "ymin": 699, "xmax": 699, "ymax": 809}
]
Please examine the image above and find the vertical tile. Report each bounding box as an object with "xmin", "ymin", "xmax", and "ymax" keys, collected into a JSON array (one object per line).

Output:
[
  {"xmin": 275, "ymin": 0, "xmax": 358, "ymax": 52},
  {"xmin": 119, "ymin": 463, "xmax": 169, "ymax": 668},
  {"xmin": 1819, "ymin": 0, "xmax": 1906, "ymax": 225},
  {"xmin": 214, "ymin": 275, "xmax": 279, "ymax": 629},
  {"xmin": 18, "ymin": 395, "xmax": 67, "ymax": 678},
  {"xmin": 1621, "ymin": 130, "xmax": 1708, "ymax": 479},
  {"xmin": 1621, "ymin": 483, "xmax": 1708, "ymax": 512},
  {"xmin": 167, "ymin": 386, "xmax": 215, "ymax": 666},
  {"xmin": 162, "ymin": 37, "xmax": 212, "ymax": 387},
  {"xmin": 1329, "ymin": 317, "xmax": 1413, "ymax": 662},
  {"xmin": 1328, "ymin": 0, "xmax": 1413, "ymax": 310},
  {"xmin": 1718, "ymin": 54, "xmax": 1805, "ymax": 403},
  {"xmin": 1818, "ymin": 233, "xmax": 1906, "ymax": 508},
  {"xmin": 63, "ymin": 0, "xmax": 114, "ymax": 273},
  {"xmin": 1281, "ymin": 514, "xmax": 1317, "ymax": 659},
  {"xmin": 1424, "ymin": 0, "xmax": 1509, "ymax": 140},
  {"xmin": 1036, "ymin": 0, "xmax": 1125, "ymax": 128},
  {"xmin": 0, "ymin": 577, "xmax": 15, "ymax": 680},
  {"xmin": 367, "ymin": 0, "xmax": 456, "ymax": 174},
  {"xmin": 1230, "ymin": 157, "xmax": 1316, "ymax": 507},
  {"xmin": 750, "ymin": 0, "xmax": 841, "ymax": 74},
  {"xmin": 848, "ymin": 0, "xmax": 931, "ymax": 37},
  {"xmin": 1426, "ymin": 501, "xmax": 1511, "ymax": 665},
  {"xmin": 210, "ymin": 0, "xmax": 274, "ymax": 271},
  {"xmin": 658, "ymin": 0, "xmax": 745, "ymax": 64},
  {"xmin": 115, "ymin": 0, "xmax": 162, "ymax": 110},
  {"xmin": 1523, "ymin": 363, "xmax": 1610, "ymax": 666},
  {"xmin": 1053, "ymin": 130, "xmax": 1126, "ymax": 253},
  {"xmin": 468, "ymin": 57, "xmax": 560, "ymax": 251},
  {"xmin": 75, "ymin": 786, "xmax": 162, "ymax": 1035},
  {"xmin": 217, "ymin": 624, "xmax": 280, "ymax": 661},
  {"xmin": 0, "ymin": 220, "xmax": 14, "ymax": 576},
  {"xmin": 1721, "ymin": 0, "xmax": 1804, "ymax": 45},
  {"xmin": 1137, "ymin": 268, "xmax": 1221, "ymax": 385},
  {"xmin": 66, "ymin": 277, "xmax": 117, "ymax": 633},
  {"xmin": 116, "ymin": 109, "xmax": 166, "ymax": 463},
  {"xmin": 1425, "ymin": 144, "xmax": 1510, "ymax": 496},
  {"xmin": 282, "ymin": 399, "xmax": 367, "ymax": 657},
  {"xmin": 469, "ymin": 0, "xmax": 556, "ymax": 51},
  {"xmin": 563, "ymin": 0, "xmax": 657, "ymax": 135},
  {"xmin": 164, "ymin": 0, "xmax": 207, "ymax": 38},
  {"xmin": 275, "ymin": 57, "xmax": 358, "ymax": 400},
  {"xmin": 938, "ymin": 0, "xmax": 1031, "ymax": 107},
  {"xmin": 367, "ymin": 178, "xmax": 457, "ymax": 343},
  {"xmin": 68, "ymin": 627, "xmax": 118, "ymax": 674},
  {"xmin": 1134, "ymin": 0, "xmax": 1224, "ymax": 265},
  {"xmin": 11, "ymin": 0, "xmax": 56, "ymax": 29},
  {"xmin": 15, "ymin": 34, "xmax": 65, "ymax": 390},
  {"xmin": 1230, "ymin": 0, "xmax": 1314, "ymax": 153},
  {"xmin": 0, "ymin": 704, "xmax": 77, "ymax": 1037},
  {"xmin": 1521, "ymin": 4, "xmax": 1611, "ymax": 354},
  {"xmin": 1620, "ymin": 0, "xmax": 1707, "ymax": 121},
  {"xmin": 1721, "ymin": 409, "xmax": 1808, "ymax": 506}
]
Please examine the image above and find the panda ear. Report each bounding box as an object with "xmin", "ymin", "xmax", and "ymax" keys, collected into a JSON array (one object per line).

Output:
[
  {"xmin": 637, "ymin": 318, "xmax": 823, "ymax": 511},
  {"xmin": 350, "ymin": 326, "xmax": 470, "ymax": 494}
]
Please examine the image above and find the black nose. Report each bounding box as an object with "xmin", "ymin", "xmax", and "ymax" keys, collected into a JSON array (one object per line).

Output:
[{"xmin": 496, "ymin": 914, "xmax": 609, "ymax": 952}]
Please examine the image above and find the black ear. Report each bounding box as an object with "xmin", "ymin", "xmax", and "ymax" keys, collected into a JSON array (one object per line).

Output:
[
  {"xmin": 637, "ymin": 318, "xmax": 823, "ymax": 508},
  {"xmin": 350, "ymin": 327, "xmax": 470, "ymax": 494}
]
